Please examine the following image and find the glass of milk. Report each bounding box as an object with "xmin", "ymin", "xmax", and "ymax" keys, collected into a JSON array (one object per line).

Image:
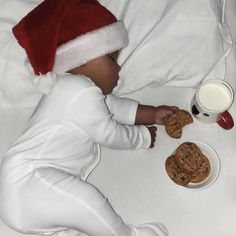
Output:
[{"xmin": 191, "ymin": 79, "xmax": 234, "ymax": 129}]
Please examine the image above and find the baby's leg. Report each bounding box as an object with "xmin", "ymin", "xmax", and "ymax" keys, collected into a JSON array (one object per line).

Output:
[
  {"xmin": 1, "ymin": 167, "xmax": 168, "ymax": 236},
  {"xmin": 22, "ymin": 167, "xmax": 133, "ymax": 236}
]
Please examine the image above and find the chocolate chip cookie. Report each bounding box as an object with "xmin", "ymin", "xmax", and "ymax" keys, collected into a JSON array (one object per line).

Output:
[
  {"xmin": 191, "ymin": 154, "xmax": 211, "ymax": 183},
  {"xmin": 176, "ymin": 109, "xmax": 193, "ymax": 127},
  {"xmin": 165, "ymin": 142, "xmax": 211, "ymax": 186},
  {"xmin": 165, "ymin": 116, "xmax": 182, "ymax": 138},
  {"xmin": 165, "ymin": 155, "xmax": 192, "ymax": 186},
  {"xmin": 175, "ymin": 142, "xmax": 203, "ymax": 173},
  {"xmin": 165, "ymin": 109, "xmax": 193, "ymax": 138}
]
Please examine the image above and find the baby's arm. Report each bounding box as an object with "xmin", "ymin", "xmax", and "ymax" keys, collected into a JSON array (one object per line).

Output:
[
  {"xmin": 106, "ymin": 95, "xmax": 177, "ymax": 125},
  {"xmin": 135, "ymin": 105, "xmax": 178, "ymax": 125},
  {"xmin": 134, "ymin": 105, "xmax": 177, "ymax": 148},
  {"xmin": 105, "ymin": 95, "xmax": 177, "ymax": 148},
  {"xmin": 106, "ymin": 94, "xmax": 177, "ymax": 125},
  {"xmin": 105, "ymin": 94, "xmax": 138, "ymax": 125},
  {"xmin": 71, "ymin": 87, "xmax": 151, "ymax": 150}
]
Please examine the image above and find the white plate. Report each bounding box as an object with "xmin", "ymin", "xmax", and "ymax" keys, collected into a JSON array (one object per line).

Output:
[{"xmin": 170, "ymin": 141, "xmax": 221, "ymax": 190}]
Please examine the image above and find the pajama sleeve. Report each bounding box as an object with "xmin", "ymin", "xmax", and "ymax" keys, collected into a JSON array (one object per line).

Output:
[
  {"xmin": 69, "ymin": 86, "xmax": 151, "ymax": 150},
  {"xmin": 105, "ymin": 94, "xmax": 139, "ymax": 125}
]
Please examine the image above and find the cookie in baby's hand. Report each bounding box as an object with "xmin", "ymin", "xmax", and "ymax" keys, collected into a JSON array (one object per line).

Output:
[
  {"xmin": 165, "ymin": 109, "xmax": 193, "ymax": 138},
  {"xmin": 176, "ymin": 109, "xmax": 193, "ymax": 127},
  {"xmin": 165, "ymin": 115, "xmax": 182, "ymax": 138}
]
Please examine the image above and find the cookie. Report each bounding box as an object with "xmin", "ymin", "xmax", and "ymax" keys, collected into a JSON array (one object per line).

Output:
[
  {"xmin": 165, "ymin": 155, "xmax": 179, "ymax": 179},
  {"xmin": 165, "ymin": 109, "xmax": 193, "ymax": 138},
  {"xmin": 173, "ymin": 172, "xmax": 192, "ymax": 186},
  {"xmin": 165, "ymin": 142, "xmax": 212, "ymax": 186},
  {"xmin": 191, "ymin": 154, "xmax": 211, "ymax": 183},
  {"xmin": 165, "ymin": 155, "xmax": 192, "ymax": 186},
  {"xmin": 176, "ymin": 109, "xmax": 193, "ymax": 127},
  {"xmin": 175, "ymin": 142, "xmax": 203, "ymax": 174},
  {"xmin": 165, "ymin": 116, "xmax": 182, "ymax": 138}
]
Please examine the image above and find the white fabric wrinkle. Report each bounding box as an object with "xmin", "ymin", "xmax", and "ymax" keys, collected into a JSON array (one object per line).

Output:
[{"xmin": 34, "ymin": 127, "xmax": 63, "ymax": 166}]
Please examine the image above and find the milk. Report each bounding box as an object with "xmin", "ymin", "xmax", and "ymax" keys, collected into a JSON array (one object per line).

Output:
[
  {"xmin": 191, "ymin": 80, "xmax": 234, "ymax": 127},
  {"xmin": 198, "ymin": 83, "xmax": 232, "ymax": 111}
]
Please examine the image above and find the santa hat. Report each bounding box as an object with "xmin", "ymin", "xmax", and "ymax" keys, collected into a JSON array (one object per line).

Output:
[{"xmin": 13, "ymin": 0, "xmax": 128, "ymax": 93}]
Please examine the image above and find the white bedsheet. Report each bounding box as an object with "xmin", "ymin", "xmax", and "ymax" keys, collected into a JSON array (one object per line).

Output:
[
  {"xmin": 88, "ymin": 1, "xmax": 236, "ymax": 235},
  {"xmin": 89, "ymin": 86, "xmax": 236, "ymax": 236},
  {"xmin": 0, "ymin": 0, "xmax": 236, "ymax": 236}
]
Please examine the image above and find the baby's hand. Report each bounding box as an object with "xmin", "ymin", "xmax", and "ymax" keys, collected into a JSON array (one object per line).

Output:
[
  {"xmin": 155, "ymin": 105, "xmax": 178, "ymax": 125},
  {"xmin": 147, "ymin": 126, "xmax": 157, "ymax": 148}
]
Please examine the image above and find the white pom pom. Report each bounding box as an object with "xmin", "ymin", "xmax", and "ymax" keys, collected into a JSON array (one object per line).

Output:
[
  {"xmin": 25, "ymin": 60, "xmax": 58, "ymax": 94},
  {"xmin": 32, "ymin": 72, "xmax": 58, "ymax": 94}
]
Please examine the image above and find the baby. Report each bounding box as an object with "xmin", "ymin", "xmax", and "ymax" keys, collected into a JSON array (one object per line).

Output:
[{"xmin": 0, "ymin": 0, "xmax": 176, "ymax": 235}]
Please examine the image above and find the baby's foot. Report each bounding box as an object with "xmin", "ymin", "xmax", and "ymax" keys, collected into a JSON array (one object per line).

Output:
[{"xmin": 131, "ymin": 222, "xmax": 168, "ymax": 236}]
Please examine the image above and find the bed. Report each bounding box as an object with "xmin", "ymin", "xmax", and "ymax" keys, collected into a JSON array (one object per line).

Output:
[{"xmin": 0, "ymin": 0, "xmax": 236, "ymax": 235}]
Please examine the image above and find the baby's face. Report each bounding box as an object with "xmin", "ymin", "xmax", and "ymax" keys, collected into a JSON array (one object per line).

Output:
[{"xmin": 69, "ymin": 52, "xmax": 120, "ymax": 95}]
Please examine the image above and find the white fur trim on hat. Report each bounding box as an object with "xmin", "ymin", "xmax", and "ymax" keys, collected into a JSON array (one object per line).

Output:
[{"xmin": 53, "ymin": 21, "xmax": 128, "ymax": 74}]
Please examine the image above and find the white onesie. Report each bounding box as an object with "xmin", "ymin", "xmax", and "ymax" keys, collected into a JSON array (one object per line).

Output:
[{"xmin": 0, "ymin": 74, "xmax": 170, "ymax": 236}]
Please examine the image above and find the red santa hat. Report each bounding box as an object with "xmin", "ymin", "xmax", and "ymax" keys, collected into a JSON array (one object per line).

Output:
[{"xmin": 13, "ymin": 0, "xmax": 128, "ymax": 93}]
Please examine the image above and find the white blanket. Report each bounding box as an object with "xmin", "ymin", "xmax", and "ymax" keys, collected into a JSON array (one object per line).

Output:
[{"xmin": 100, "ymin": 0, "xmax": 232, "ymax": 95}]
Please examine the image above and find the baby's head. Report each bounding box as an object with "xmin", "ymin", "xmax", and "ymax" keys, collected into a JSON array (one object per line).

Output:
[
  {"xmin": 13, "ymin": 0, "xmax": 128, "ymax": 93},
  {"xmin": 69, "ymin": 52, "xmax": 120, "ymax": 95}
]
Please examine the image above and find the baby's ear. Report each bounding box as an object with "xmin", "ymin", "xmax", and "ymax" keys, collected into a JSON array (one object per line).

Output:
[{"xmin": 109, "ymin": 51, "xmax": 119, "ymax": 61}]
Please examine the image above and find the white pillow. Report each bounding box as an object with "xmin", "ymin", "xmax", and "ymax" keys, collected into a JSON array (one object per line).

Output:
[
  {"xmin": 0, "ymin": 0, "xmax": 43, "ymax": 110},
  {"xmin": 100, "ymin": 0, "xmax": 232, "ymax": 96}
]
